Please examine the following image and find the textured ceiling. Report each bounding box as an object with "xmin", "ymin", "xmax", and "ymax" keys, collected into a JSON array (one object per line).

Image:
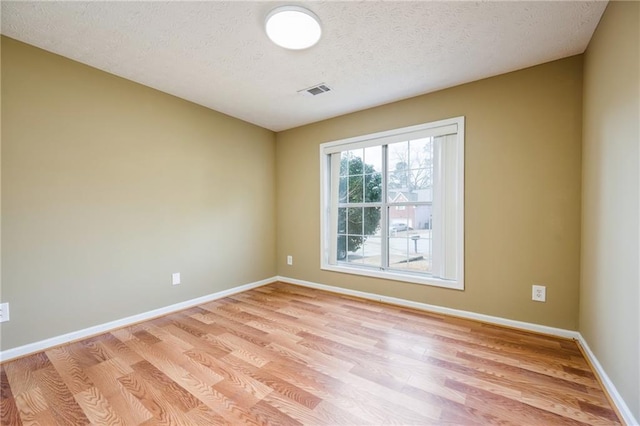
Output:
[{"xmin": 1, "ymin": 1, "xmax": 607, "ymax": 131}]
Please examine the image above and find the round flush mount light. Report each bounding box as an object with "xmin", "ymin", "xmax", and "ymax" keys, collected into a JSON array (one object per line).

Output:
[{"xmin": 265, "ymin": 6, "xmax": 322, "ymax": 50}]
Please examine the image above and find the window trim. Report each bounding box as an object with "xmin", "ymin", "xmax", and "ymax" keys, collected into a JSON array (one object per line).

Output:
[{"xmin": 319, "ymin": 116, "xmax": 465, "ymax": 290}]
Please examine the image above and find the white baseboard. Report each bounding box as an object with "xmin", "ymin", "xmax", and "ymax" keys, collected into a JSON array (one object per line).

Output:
[
  {"xmin": 0, "ymin": 276, "xmax": 278, "ymax": 362},
  {"xmin": 577, "ymin": 334, "xmax": 639, "ymax": 426},
  {"xmin": 277, "ymin": 276, "xmax": 579, "ymax": 339},
  {"xmin": 278, "ymin": 275, "xmax": 638, "ymax": 425}
]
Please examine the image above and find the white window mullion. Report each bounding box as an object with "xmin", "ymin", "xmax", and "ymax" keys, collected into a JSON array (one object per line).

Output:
[
  {"xmin": 431, "ymin": 136, "xmax": 445, "ymax": 279},
  {"xmin": 381, "ymin": 145, "xmax": 389, "ymax": 270},
  {"xmin": 442, "ymin": 134, "xmax": 458, "ymax": 280},
  {"xmin": 329, "ymin": 153, "xmax": 341, "ymax": 264}
]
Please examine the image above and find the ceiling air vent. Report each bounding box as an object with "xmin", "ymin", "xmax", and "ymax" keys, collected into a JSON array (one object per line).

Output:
[{"xmin": 298, "ymin": 83, "xmax": 332, "ymax": 97}]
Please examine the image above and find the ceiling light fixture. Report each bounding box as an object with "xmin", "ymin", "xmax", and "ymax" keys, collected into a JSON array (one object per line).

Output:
[{"xmin": 265, "ymin": 6, "xmax": 322, "ymax": 50}]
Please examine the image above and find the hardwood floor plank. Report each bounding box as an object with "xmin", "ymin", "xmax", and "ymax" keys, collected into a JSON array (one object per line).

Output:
[
  {"xmin": 577, "ymin": 399, "xmax": 622, "ymax": 423},
  {"xmin": 73, "ymin": 386, "xmax": 125, "ymax": 425},
  {"xmin": 65, "ymin": 340, "xmax": 108, "ymax": 369},
  {"xmin": 79, "ymin": 337, "xmax": 114, "ymax": 364},
  {"xmin": 154, "ymin": 340, "xmax": 226, "ymax": 386},
  {"xmin": 118, "ymin": 370, "xmax": 192, "ymax": 425},
  {"xmin": 45, "ymin": 346, "xmax": 95, "ymax": 395},
  {"xmin": 1, "ymin": 282, "xmax": 622, "ymax": 425},
  {"xmin": 161, "ymin": 323, "xmax": 230, "ymax": 359},
  {"xmin": 248, "ymin": 399, "xmax": 304, "ymax": 426},
  {"xmin": 3, "ymin": 352, "xmax": 51, "ymax": 397},
  {"xmin": 427, "ymin": 352, "xmax": 590, "ymax": 397},
  {"xmin": 122, "ymin": 334, "xmax": 269, "ymax": 423},
  {"xmin": 290, "ymin": 357, "xmax": 439, "ymax": 424},
  {"xmin": 84, "ymin": 357, "xmax": 154, "ymax": 425},
  {"xmin": 184, "ymin": 403, "xmax": 230, "ymax": 425},
  {"xmin": 253, "ymin": 391, "xmax": 317, "ymax": 425},
  {"xmin": 311, "ymin": 399, "xmax": 372, "ymax": 425},
  {"xmin": 215, "ymin": 332, "xmax": 279, "ymax": 366},
  {"xmin": 132, "ymin": 330, "xmax": 162, "ymax": 346},
  {"xmin": 443, "ymin": 343, "xmax": 602, "ymax": 388},
  {"xmin": 130, "ymin": 360, "xmax": 201, "ymax": 413},
  {"xmin": 448, "ymin": 378, "xmax": 591, "ymax": 426},
  {"xmin": 23, "ymin": 407, "xmax": 59, "ymax": 426},
  {"xmin": 197, "ymin": 310, "xmax": 273, "ymax": 348},
  {"xmin": 185, "ymin": 348, "xmax": 273, "ymax": 400},
  {"xmin": 98, "ymin": 332, "xmax": 145, "ymax": 366},
  {"xmin": 167, "ymin": 311, "xmax": 227, "ymax": 338},
  {"xmin": 221, "ymin": 355, "xmax": 322, "ymax": 410},
  {"xmin": 263, "ymin": 351, "xmax": 443, "ymax": 421},
  {"xmin": 139, "ymin": 323, "xmax": 194, "ymax": 352},
  {"xmin": 141, "ymin": 352, "xmax": 259, "ymax": 426},
  {"xmin": 34, "ymin": 365, "xmax": 91, "ymax": 425},
  {"xmin": 13, "ymin": 386, "xmax": 48, "ymax": 425},
  {"xmin": 1, "ymin": 366, "xmax": 23, "ymax": 426}
]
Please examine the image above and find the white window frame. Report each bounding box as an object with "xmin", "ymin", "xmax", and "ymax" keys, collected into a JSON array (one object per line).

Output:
[{"xmin": 319, "ymin": 116, "xmax": 464, "ymax": 290}]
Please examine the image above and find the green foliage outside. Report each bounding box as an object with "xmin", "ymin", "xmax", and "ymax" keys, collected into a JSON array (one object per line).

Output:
[{"xmin": 337, "ymin": 155, "xmax": 381, "ymax": 260}]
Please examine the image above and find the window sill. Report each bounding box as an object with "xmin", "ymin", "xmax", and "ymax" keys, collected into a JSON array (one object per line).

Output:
[{"xmin": 321, "ymin": 263, "xmax": 464, "ymax": 290}]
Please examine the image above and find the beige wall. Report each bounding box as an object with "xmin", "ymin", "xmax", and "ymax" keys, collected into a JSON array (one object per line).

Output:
[
  {"xmin": 277, "ymin": 56, "xmax": 583, "ymax": 330},
  {"xmin": 1, "ymin": 37, "xmax": 277, "ymax": 350},
  {"xmin": 580, "ymin": 1, "xmax": 640, "ymax": 420}
]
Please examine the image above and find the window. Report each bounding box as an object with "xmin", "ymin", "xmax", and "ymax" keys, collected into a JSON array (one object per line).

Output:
[{"xmin": 320, "ymin": 117, "xmax": 464, "ymax": 290}]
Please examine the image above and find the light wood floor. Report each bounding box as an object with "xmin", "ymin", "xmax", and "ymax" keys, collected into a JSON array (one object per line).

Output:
[{"xmin": 1, "ymin": 282, "xmax": 622, "ymax": 425}]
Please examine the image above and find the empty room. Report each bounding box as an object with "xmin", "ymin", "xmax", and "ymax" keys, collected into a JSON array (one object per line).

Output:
[{"xmin": 1, "ymin": 1, "xmax": 638, "ymax": 425}]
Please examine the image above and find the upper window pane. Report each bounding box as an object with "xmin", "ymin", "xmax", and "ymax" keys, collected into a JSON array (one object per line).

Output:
[
  {"xmin": 338, "ymin": 176, "xmax": 348, "ymax": 203},
  {"xmin": 364, "ymin": 146, "xmax": 382, "ymax": 174},
  {"xmin": 388, "ymin": 138, "xmax": 432, "ymax": 201},
  {"xmin": 388, "ymin": 141, "xmax": 409, "ymax": 191},
  {"xmin": 341, "ymin": 147, "xmax": 383, "ymax": 205},
  {"xmin": 348, "ymin": 175, "xmax": 363, "ymax": 203},
  {"xmin": 410, "ymin": 138, "xmax": 432, "ymax": 168},
  {"xmin": 340, "ymin": 151, "xmax": 349, "ymax": 176},
  {"xmin": 365, "ymin": 173, "xmax": 382, "ymax": 202},
  {"xmin": 348, "ymin": 149, "xmax": 364, "ymax": 175}
]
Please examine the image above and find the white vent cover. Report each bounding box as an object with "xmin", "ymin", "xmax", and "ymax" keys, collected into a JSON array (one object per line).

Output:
[{"xmin": 298, "ymin": 83, "xmax": 332, "ymax": 97}]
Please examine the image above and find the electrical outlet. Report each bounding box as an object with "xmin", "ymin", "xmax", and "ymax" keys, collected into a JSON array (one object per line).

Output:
[
  {"xmin": 532, "ymin": 285, "xmax": 546, "ymax": 302},
  {"xmin": 172, "ymin": 272, "xmax": 181, "ymax": 286},
  {"xmin": 0, "ymin": 303, "xmax": 10, "ymax": 323},
  {"xmin": 287, "ymin": 255, "xmax": 293, "ymax": 265}
]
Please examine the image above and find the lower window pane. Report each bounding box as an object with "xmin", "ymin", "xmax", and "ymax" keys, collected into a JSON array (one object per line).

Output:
[
  {"xmin": 362, "ymin": 237, "xmax": 382, "ymax": 268},
  {"xmin": 337, "ymin": 208, "xmax": 347, "ymax": 234},
  {"xmin": 388, "ymin": 229, "xmax": 432, "ymax": 273},
  {"xmin": 346, "ymin": 235, "xmax": 364, "ymax": 264},
  {"xmin": 337, "ymin": 206, "xmax": 382, "ymax": 267},
  {"xmin": 363, "ymin": 207, "xmax": 381, "ymax": 237},
  {"xmin": 337, "ymin": 235, "xmax": 347, "ymax": 261},
  {"xmin": 388, "ymin": 237, "xmax": 409, "ymax": 266},
  {"xmin": 347, "ymin": 207, "xmax": 363, "ymax": 235}
]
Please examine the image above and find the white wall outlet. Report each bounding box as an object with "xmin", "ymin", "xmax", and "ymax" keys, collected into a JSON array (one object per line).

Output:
[
  {"xmin": 532, "ymin": 285, "xmax": 546, "ymax": 302},
  {"xmin": 0, "ymin": 303, "xmax": 10, "ymax": 322},
  {"xmin": 172, "ymin": 272, "xmax": 181, "ymax": 286},
  {"xmin": 287, "ymin": 255, "xmax": 293, "ymax": 266}
]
